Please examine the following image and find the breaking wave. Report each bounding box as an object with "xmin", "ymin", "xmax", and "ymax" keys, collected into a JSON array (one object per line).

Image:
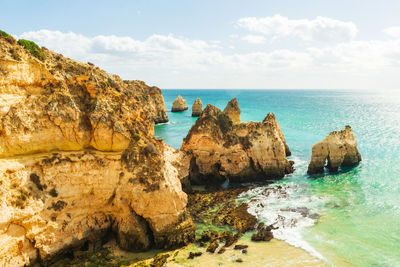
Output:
[{"xmin": 238, "ymin": 183, "xmax": 327, "ymax": 260}]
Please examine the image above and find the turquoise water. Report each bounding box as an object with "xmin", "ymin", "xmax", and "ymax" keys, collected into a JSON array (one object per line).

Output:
[{"xmin": 155, "ymin": 89, "xmax": 400, "ymax": 266}]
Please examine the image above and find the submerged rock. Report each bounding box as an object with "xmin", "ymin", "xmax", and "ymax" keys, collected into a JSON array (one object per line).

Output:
[
  {"xmin": 0, "ymin": 34, "xmax": 193, "ymax": 266},
  {"xmin": 191, "ymin": 97, "xmax": 203, "ymax": 117},
  {"xmin": 307, "ymin": 125, "xmax": 362, "ymax": 175},
  {"xmin": 171, "ymin": 95, "xmax": 188, "ymax": 112},
  {"xmin": 181, "ymin": 98, "xmax": 293, "ymax": 184}
]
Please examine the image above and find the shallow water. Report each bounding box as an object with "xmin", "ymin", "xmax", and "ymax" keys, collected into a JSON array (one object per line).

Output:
[{"xmin": 155, "ymin": 89, "xmax": 400, "ymax": 266}]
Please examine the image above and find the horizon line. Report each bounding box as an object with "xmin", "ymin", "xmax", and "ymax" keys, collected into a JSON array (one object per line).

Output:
[{"xmin": 160, "ymin": 88, "xmax": 400, "ymax": 91}]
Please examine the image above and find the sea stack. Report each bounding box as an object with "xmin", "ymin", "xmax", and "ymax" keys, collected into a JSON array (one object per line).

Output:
[
  {"xmin": 191, "ymin": 98, "xmax": 203, "ymax": 117},
  {"xmin": 0, "ymin": 35, "xmax": 194, "ymax": 266},
  {"xmin": 171, "ymin": 95, "xmax": 188, "ymax": 112},
  {"xmin": 307, "ymin": 125, "xmax": 362, "ymax": 175},
  {"xmin": 223, "ymin": 98, "xmax": 241, "ymax": 124},
  {"xmin": 181, "ymin": 98, "xmax": 293, "ymax": 184}
]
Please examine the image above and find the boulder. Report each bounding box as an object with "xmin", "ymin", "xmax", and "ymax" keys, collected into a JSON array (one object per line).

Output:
[
  {"xmin": 171, "ymin": 95, "xmax": 188, "ymax": 112},
  {"xmin": 251, "ymin": 223, "xmax": 274, "ymax": 242},
  {"xmin": 191, "ymin": 98, "xmax": 203, "ymax": 117},
  {"xmin": 181, "ymin": 98, "xmax": 293, "ymax": 184},
  {"xmin": 307, "ymin": 125, "xmax": 362, "ymax": 175}
]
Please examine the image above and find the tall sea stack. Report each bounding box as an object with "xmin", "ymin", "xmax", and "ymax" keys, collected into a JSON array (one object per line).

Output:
[{"xmin": 191, "ymin": 98, "xmax": 203, "ymax": 117}]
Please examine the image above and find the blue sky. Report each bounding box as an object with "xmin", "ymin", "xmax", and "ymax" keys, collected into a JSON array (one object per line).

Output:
[{"xmin": 2, "ymin": 0, "xmax": 400, "ymax": 89}]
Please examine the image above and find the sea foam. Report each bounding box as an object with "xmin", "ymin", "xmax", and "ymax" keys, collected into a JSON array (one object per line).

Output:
[{"xmin": 238, "ymin": 183, "xmax": 326, "ymax": 260}]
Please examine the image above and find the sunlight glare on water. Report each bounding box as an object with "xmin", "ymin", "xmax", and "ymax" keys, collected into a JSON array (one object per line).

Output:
[{"xmin": 155, "ymin": 89, "xmax": 400, "ymax": 266}]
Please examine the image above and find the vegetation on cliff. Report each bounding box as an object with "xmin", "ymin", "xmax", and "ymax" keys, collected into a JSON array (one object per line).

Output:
[
  {"xmin": 17, "ymin": 39, "xmax": 46, "ymax": 60},
  {"xmin": 0, "ymin": 30, "xmax": 10, "ymax": 37},
  {"xmin": 0, "ymin": 31, "xmax": 188, "ymax": 267}
]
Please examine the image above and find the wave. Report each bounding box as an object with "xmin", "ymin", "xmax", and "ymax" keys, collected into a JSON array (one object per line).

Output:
[
  {"xmin": 238, "ymin": 183, "xmax": 327, "ymax": 260},
  {"xmin": 155, "ymin": 121, "xmax": 171, "ymax": 125}
]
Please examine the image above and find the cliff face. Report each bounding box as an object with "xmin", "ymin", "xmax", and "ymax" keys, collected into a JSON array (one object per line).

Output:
[
  {"xmin": 181, "ymin": 99, "xmax": 293, "ymax": 184},
  {"xmin": 0, "ymin": 36, "xmax": 192, "ymax": 266},
  {"xmin": 307, "ymin": 125, "xmax": 361, "ymax": 174}
]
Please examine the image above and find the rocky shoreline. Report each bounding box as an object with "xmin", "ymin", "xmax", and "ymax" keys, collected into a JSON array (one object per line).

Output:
[{"xmin": 0, "ymin": 32, "xmax": 360, "ymax": 266}]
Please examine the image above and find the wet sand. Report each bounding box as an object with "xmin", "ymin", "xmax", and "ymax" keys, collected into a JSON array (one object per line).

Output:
[
  {"xmin": 120, "ymin": 233, "xmax": 326, "ymax": 267},
  {"xmin": 168, "ymin": 235, "xmax": 325, "ymax": 267}
]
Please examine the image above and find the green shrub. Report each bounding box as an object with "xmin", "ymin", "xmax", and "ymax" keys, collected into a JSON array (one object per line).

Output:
[
  {"xmin": 17, "ymin": 39, "xmax": 45, "ymax": 60},
  {"xmin": 0, "ymin": 30, "xmax": 17, "ymax": 45},
  {"xmin": 0, "ymin": 30, "xmax": 10, "ymax": 37}
]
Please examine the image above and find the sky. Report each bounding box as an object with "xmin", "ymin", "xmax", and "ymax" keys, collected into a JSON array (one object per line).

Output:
[{"xmin": 2, "ymin": 0, "xmax": 400, "ymax": 90}]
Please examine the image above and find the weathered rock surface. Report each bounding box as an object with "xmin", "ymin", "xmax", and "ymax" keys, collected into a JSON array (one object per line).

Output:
[
  {"xmin": 307, "ymin": 125, "xmax": 361, "ymax": 174},
  {"xmin": 251, "ymin": 223, "xmax": 274, "ymax": 242},
  {"xmin": 0, "ymin": 35, "xmax": 193, "ymax": 266},
  {"xmin": 191, "ymin": 98, "xmax": 203, "ymax": 117},
  {"xmin": 223, "ymin": 98, "xmax": 241, "ymax": 124},
  {"xmin": 181, "ymin": 98, "xmax": 293, "ymax": 184},
  {"xmin": 188, "ymin": 186, "xmax": 257, "ymax": 233},
  {"xmin": 171, "ymin": 95, "xmax": 188, "ymax": 112}
]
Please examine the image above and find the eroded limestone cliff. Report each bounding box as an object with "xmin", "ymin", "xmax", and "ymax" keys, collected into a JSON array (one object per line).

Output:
[
  {"xmin": 0, "ymin": 35, "xmax": 193, "ymax": 266},
  {"xmin": 307, "ymin": 125, "xmax": 361, "ymax": 174},
  {"xmin": 181, "ymin": 98, "xmax": 293, "ymax": 184}
]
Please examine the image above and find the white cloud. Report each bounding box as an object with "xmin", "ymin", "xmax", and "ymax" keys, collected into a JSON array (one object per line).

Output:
[
  {"xmin": 18, "ymin": 30, "xmax": 92, "ymax": 58},
  {"xmin": 241, "ymin": 35, "xmax": 266, "ymax": 44},
  {"xmin": 19, "ymin": 30, "xmax": 211, "ymax": 57},
  {"xmin": 383, "ymin": 27, "xmax": 400, "ymax": 39},
  {"xmin": 16, "ymin": 29, "xmax": 400, "ymax": 89},
  {"xmin": 237, "ymin": 15, "xmax": 358, "ymax": 42}
]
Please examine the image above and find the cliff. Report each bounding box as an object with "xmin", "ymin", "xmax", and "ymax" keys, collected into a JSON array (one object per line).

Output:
[
  {"xmin": 307, "ymin": 125, "xmax": 361, "ymax": 174},
  {"xmin": 0, "ymin": 34, "xmax": 193, "ymax": 266},
  {"xmin": 181, "ymin": 98, "xmax": 293, "ymax": 184}
]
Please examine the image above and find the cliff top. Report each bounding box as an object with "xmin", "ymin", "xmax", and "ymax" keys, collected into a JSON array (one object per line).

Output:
[{"xmin": 0, "ymin": 32, "xmax": 168, "ymax": 157}]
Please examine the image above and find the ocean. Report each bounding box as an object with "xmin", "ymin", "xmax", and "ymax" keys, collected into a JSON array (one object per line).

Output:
[{"xmin": 154, "ymin": 89, "xmax": 400, "ymax": 266}]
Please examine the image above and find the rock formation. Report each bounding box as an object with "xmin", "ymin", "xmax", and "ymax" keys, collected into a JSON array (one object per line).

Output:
[
  {"xmin": 0, "ymin": 34, "xmax": 193, "ymax": 266},
  {"xmin": 171, "ymin": 95, "xmax": 188, "ymax": 112},
  {"xmin": 191, "ymin": 98, "xmax": 203, "ymax": 117},
  {"xmin": 223, "ymin": 98, "xmax": 241, "ymax": 124},
  {"xmin": 181, "ymin": 98, "xmax": 293, "ymax": 184},
  {"xmin": 307, "ymin": 125, "xmax": 362, "ymax": 175},
  {"xmin": 138, "ymin": 82, "xmax": 168, "ymax": 124}
]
